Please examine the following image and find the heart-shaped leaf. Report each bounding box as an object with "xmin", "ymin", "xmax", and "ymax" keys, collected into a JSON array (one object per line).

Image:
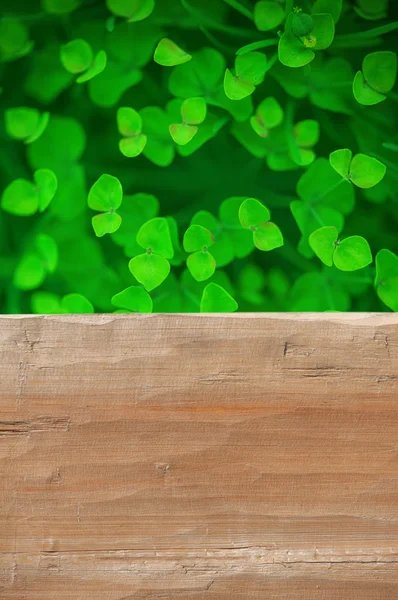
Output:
[{"xmin": 111, "ymin": 286, "xmax": 153, "ymax": 312}]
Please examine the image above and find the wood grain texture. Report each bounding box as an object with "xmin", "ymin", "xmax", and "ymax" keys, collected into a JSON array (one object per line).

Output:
[{"xmin": 0, "ymin": 313, "xmax": 398, "ymax": 599}]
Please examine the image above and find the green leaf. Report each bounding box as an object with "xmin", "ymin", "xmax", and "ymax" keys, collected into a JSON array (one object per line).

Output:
[
  {"xmin": 1, "ymin": 178, "xmax": 39, "ymax": 216},
  {"xmin": 34, "ymin": 168, "xmax": 58, "ymax": 212},
  {"xmin": 329, "ymin": 148, "xmax": 352, "ymax": 178},
  {"xmin": 181, "ymin": 97, "xmax": 207, "ymax": 124},
  {"xmin": 362, "ymin": 51, "xmax": 397, "ymax": 94},
  {"xmin": 5, "ymin": 107, "xmax": 39, "ymax": 140},
  {"xmin": 375, "ymin": 249, "xmax": 398, "ymax": 311},
  {"xmin": 106, "ymin": 0, "xmax": 155, "ymax": 22},
  {"xmin": 76, "ymin": 50, "xmax": 107, "ymax": 83},
  {"xmin": 312, "ymin": 0, "xmax": 342, "ymax": 23},
  {"xmin": 25, "ymin": 112, "xmax": 50, "ymax": 144},
  {"xmin": 61, "ymin": 293, "xmax": 94, "ymax": 313},
  {"xmin": 35, "ymin": 234, "xmax": 58, "ymax": 273},
  {"xmin": 239, "ymin": 198, "xmax": 271, "ymax": 228},
  {"xmin": 309, "ymin": 225, "xmax": 338, "ymax": 266},
  {"xmin": 111, "ymin": 286, "xmax": 153, "ymax": 312},
  {"xmin": 334, "ymin": 236, "xmax": 373, "ymax": 271},
  {"xmin": 254, "ymin": 1, "xmax": 285, "ymax": 31},
  {"xmin": 200, "ymin": 283, "xmax": 238, "ymax": 312},
  {"xmin": 31, "ymin": 292, "xmax": 62, "ymax": 314},
  {"xmin": 92, "ymin": 212, "xmax": 122, "ymax": 237},
  {"xmin": 88, "ymin": 174, "xmax": 123, "ymax": 211},
  {"xmin": 13, "ymin": 253, "xmax": 46, "ymax": 291},
  {"xmin": 117, "ymin": 107, "xmax": 142, "ymax": 136},
  {"xmin": 183, "ymin": 224, "xmax": 214, "ymax": 252},
  {"xmin": 169, "ymin": 123, "xmax": 198, "ymax": 145},
  {"xmin": 294, "ymin": 120, "xmax": 319, "ymax": 147},
  {"xmin": 140, "ymin": 106, "xmax": 175, "ymax": 167},
  {"xmin": 42, "ymin": 0, "xmax": 80, "ymax": 14},
  {"xmin": 129, "ymin": 253, "xmax": 170, "ymax": 291},
  {"xmin": 136, "ymin": 217, "xmax": 174, "ymax": 258},
  {"xmin": 311, "ymin": 13, "xmax": 335, "ymax": 50},
  {"xmin": 349, "ymin": 154, "xmax": 386, "ymax": 189},
  {"xmin": 224, "ymin": 52, "xmax": 267, "ymax": 100},
  {"xmin": 278, "ymin": 32, "xmax": 315, "ymax": 68},
  {"xmin": 154, "ymin": 38, "xmax": 192, "ymax": 67},
  {"xmin": 187, "ymin": 251, "xmax": 216, "ymax": 281},
  {"xmin": 253, "ymin": 222, "xmax": 284, "ymax": 251},
  {"xmin": 117, "ymin": 107, "xmax": 147, "ymax": 157},
  {"xmin": 355, "ymin": 0, "xmax": 388, "ymax": 20},
  {"xmin": 60, "ymin": 39, "xmax": 93, "ymax": 74},
  {"xmin": 250, "ymin": 96, "xmax": 284, "ymax": 137},
  {"xmin": 0, "ymin": 18, "xmax": 33, "ymax": 63},
  {"xmin": 353, "ymin": 70, "xmax": 386, "ymax": 105},
  {"xmin": 297, "ymin": 158, "xmax": 355, "ymax": 215}
]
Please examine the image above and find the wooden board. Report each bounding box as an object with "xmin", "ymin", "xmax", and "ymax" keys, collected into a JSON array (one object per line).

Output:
[{"xmin": 0, "ymin": 313, "xmax": 398, "ymax": 599}]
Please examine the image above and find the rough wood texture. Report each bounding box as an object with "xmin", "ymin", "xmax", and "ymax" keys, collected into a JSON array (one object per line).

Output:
[{"xmin": 1, "ymin": 313, "xmax": 398, "ymax": 599}]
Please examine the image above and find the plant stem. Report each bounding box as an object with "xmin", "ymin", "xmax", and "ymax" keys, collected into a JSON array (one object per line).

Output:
[
  {"xmin": 181, "ymin": 0, "xmax": 261, "ymax": 38},
  {"xmin": 236, "ymin": 38, "xmax": 279, "ymax": 55},
  {"xmin": 285, "ymin": 99, "xmax": 302, "ymax": 166},
  {"xmin": 221, "ymin": 0, "xmax": 254, "ymax": 21},
  {"xmin": 334, "ymin": 22, "xmax": 398, "ymax": 42},
  {"xmin": 315, "ymin": 176, "xmax": 347, "ymax": 204}
]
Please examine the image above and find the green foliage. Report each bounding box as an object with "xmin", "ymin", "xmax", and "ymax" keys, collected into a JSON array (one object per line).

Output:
[
  {"xmin": 0, "ymin": 0, "xmax": 397, "ymax": 314},
  {"xmin": 353, "ymin": 51, "xmax": 397, "ymax": 105}
]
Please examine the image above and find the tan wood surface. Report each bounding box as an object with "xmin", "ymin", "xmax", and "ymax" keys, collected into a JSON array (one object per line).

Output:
[{"xmin": 0, "ymin": 313, "xmax": 398, "ymax": 599}]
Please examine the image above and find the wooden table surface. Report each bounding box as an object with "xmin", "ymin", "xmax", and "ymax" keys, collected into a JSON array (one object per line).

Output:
[{"xmin": 0, "ymin": 314, "xmax": 397, "ymax": 599}]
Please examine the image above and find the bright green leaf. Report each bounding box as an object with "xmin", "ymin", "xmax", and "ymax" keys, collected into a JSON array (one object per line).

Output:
[
  {"xmin": 1, "ymin": 179, "xmax": 39, "ymax": 216},
  {"xmin": 254, "ymin": 1, "xmax": 285, "ymax": 31},
  {"xmin": 181, "ymin": 97, "xmax": 207, "ymax": 124},
  {"xmin": 200, "ymin": 283, "xmax": 238, "ymax": 312},
  {"xmin": 334, "ymin": 236, "xmax": 372, "ymax": 271},
  {"xmin": 362, "ymin": 51, "xmax": 397, "ymax": 94},
  {"xmin": 61, "ymin": 293, "xmax": 94, "ymax": 313},
  {"xmin": 254, "ymin": 222, "xmax": 284, "ymax": 251},
  {"xmin": 183, "ymin": 224, "xmax": 214, "ymax": 252},
  {"xmin": 35, "ymin": 234, "xmax": 58, "ymax": 273},
  {"xmin": 169, "ymin": 123, "xmax": 198, "ymax": 145},
  {"xmin": 278, "ymin": 32, "xmax": 315, "ymax": 68},
  {"xmin": 349, "ymin": 154, "xmax": 386, "ymax": 189},
  {"xmin": 129, "ymin": 252, "xmax": 170, "ymax": 291},
  {"xmin": 239, "ymin": 198, "xmax": 271, "ymax": 228},
  {"xmin": 13, "ymin": 253, "xmax": 46, "ymax": 291},
  {"xmin": 60, "ymin": 39, "xmax": 93, "ymax": 74},
  {"xmin": 136, "ymin": 217, "xmax": 174, "ymax": 258},
  {"xmin": 187, "ymin": 251, "xmax": 216, "ymax": 281},
  {"xmin": 309, "ymin": 226, "xmax": 338, "ymax": 266},
  {"xmin": 34, "ymin": 168, "xmax": 58, "ymax": 212},
  {"xmin": 76, "ymin": 50, "xmax": 107, "ymax": 83},
  {"xmin": 92, "ymin": 212, "xmax": 122, "ymax": 237},
  {"xmin": 111, "ymin": 286, "xmax": 153, "ymax": 312},
  {"xmin": 88, "ymin": 174, "xmax": 123, "ymax": 211},
  {"xmin": 154, "ymin": 38, "xmax": 192, "ymax": 67}
]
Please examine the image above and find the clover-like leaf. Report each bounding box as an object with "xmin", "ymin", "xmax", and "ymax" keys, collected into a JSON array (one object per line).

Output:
[
  {"xmin": 254, "ymin": 222, "xmax": 284, "ymax": 251},
  {"xmin": 183, "ymin": 224, "xmax": 214, "ymax": 252},
  {"xmin": 111, "ymin": 286, "xmax": 153, "ymax": 313},
  {"xmin": 353, "ymin": 51, "xmax": 397, "ymax": 105},
  {"xmin": 311, "ymin": 13, "xmax": 335, "ymax": 50},
  {"xmin": 224, "ymin": 52, "xmax": 267, "ymax": 100},
  {"xmin": 1, "ymin": 168, "xmax": 57, "ymax": 216},
  {"xmin": 34, "ymin": 169, "xmax": 58, "ymax": 212},
  {"xmin": 106, "ymin": 0, "xmax": 155, "ymax": 22},
  {"xmin": 187, "ymin": 251, "xmax": 216, "ymax": 282},
  {"xmin": 375, "ymin": 249, "xmax": 398, "ymax": 311},
  {"xmin": 13, "ymin": 253, "xmax": 46, "ymax": 291},
  {"xmin": 330, "ymin": 150, "xmax": 386, "ymax": 189},
  {"xmin": 5, "ymin": 107, "xmax": 49, "ymax": 144},
  {"xmin": 117, "ymin": 107, "xmax": 147, "ymax": 157},
  {"xmin": 250, "ymin": 96, "xmax": 284, "ymax": 137},
  {"xmin": 31, "ymin": 292, "xmax": 62, "ymax": 314},
  {"xmin": 88, "ymin": 174, "xmax": 123, "ymax": 212},
  {"xmin": 60, "ymin": 39, "xmax": 93, "ymax": 73},
  {"xmin": 181, "ymin": 97, "xmax": 207, "ymax": 124},
  {"xmin": 355, "ymin": 0, "xmax": 388, "ymax": 20},
  {"xmin": 309, "ymin": 225, "xmax": 338, "ymax": 266},
  {"xmin": 334, "ymin": 236, "xmax": 372, "ymax": 271},
  {"xmin": 92, "ymin": 212, "xmax": 122, "ymax": 237},
  {"xmin": 76, "ymin": 50, "xmax": 107, "ymax": 84},
  {"xmin": 200, "ymin": 283, "xmax": 238, "ymax": 312},
  {"xmin": 35, "ymin": 234, "xmax": 58, "ymax": 273},
  {"xmin": 137, "ymin": 217, "xmax": 174, "ymax": 259},
  {"xmin": 349, "ymin": 154, "xmax": 387, "ymax": 189},
  {"xmin": 278, "ymin": 32, "xmax": 315, "ymax": 68},
  {"xmin": 154, "ymin": 38, "xmax": 192, "ymax": 67},
  {"xmin": 294, "ymin": 120, "xmax": 320, "ymax": 147},
  {"xmin": 129, "ymin": 253, "xmax": 171, "ymax": 291},
  {"xmin": 60, "ymin": 293, "xmax": 94, "ymax": 313},
  {"xmin": 169, "ymin": 123, "xmax": 198, "ymax": 145},
  {"xmin": 254, "ymin": 1, "xmax": 285, "ymax": 31},
  {"xmin": 239, "ymin": 198, "xmax": 271, "ymax": 229},
  {"xmin": 312, "ymin": 0, "xmax": 342, "ymax": 23}
]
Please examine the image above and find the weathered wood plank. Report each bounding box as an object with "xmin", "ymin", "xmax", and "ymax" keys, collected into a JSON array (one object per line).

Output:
[{"xmin": 0, "ymin": 314, "xmax": 397, "ymax": 599}]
